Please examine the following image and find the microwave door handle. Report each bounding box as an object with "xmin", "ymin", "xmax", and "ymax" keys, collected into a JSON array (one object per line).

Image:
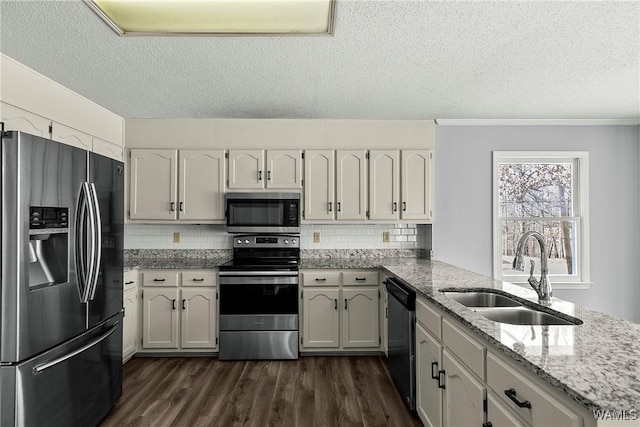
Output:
[{"xmin": 87, "ymin": 183, "xmax": 102, "ymax": 300}]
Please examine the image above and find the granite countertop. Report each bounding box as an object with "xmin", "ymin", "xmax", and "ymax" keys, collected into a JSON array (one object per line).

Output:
[{"xmin": 380, "ymin": 259, "xmax": 640, "ymax": 414}]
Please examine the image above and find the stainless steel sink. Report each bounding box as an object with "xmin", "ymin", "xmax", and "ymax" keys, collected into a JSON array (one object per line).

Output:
[
  {"xmin": 440, "ymin": 289, "xmax": 583, "ymax": 326},
  {"xmin": 473, "ymin": 307, "xmax": 583, "ymax": 326},
  {"xmin": 442, "ymin": 291, "xmax": 521, "ymax": 308}
]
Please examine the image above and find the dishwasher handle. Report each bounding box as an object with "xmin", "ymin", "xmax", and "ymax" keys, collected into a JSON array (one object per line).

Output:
[{"xmin": 385, "ymin": 278, "xmax": 416, "ymax": 310}]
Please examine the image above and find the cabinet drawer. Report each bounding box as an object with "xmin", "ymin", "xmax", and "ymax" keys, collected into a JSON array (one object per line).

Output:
[
  {"xmin": 301, "ymin": 270, "xmax": 340, "ymax": 287},
  {"xmin": 124, "ymin": 270, "xmax": 138, "ymax": 291},
  {"xmin": 416, "ymin": 297, "xmax": 442, "ymax": 340},
  {"xmin": 141, "ymin": 270, "xmax": 179, "ymax": 287},
  {"xmin": 486, "ymin": 352, "xmax": 582, "ymax": 427},
  {"xmin": 342, "ymin": 271, "xmax": 378, "ymax": 286},
  {"xmin": 442, "ymin": 318, "xmax": 485, "ymax": 379},
  {"xmin": 181, "ymin": 270, "xmax": 217, "ymax": 287}
]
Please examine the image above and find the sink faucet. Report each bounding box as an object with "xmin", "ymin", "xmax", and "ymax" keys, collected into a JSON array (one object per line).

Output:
[{"xmin": 512, "ymin": 231, "xmax": 552, "ymax": 305}]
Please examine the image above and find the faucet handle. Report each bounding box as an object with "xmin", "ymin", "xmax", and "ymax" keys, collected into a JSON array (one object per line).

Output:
[{"xmin": 529, "ymin": 260, "xmax": 536, "ymax": 276}]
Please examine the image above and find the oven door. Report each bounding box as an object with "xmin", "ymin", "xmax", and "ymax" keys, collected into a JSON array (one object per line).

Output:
[{"xmin": 219, "ymin": 274, "xmax": 299, "ymax": 331}]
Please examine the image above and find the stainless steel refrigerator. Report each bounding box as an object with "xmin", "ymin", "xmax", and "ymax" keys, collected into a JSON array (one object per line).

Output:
[{"xmin": 0, "ymin": 130, "xmax": 124, "ymax": 426}]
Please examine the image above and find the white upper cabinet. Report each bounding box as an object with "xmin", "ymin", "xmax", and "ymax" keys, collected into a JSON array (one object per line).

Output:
[
  {"xmin": 1, "ymin": 102, "xmax": 51, "ymax": 138},
  {"xmin": 304, "ymin": 150, "xmax": 335, "ymax": 221},
  {"xmin": 129, "ymin": 148, "xmax": 225, "ymax": 222},
  {"xmin": 266, "ymin": 149, "xmax": 302, "ymax": 189},
  {"xmin": 93, "ymin": 137, "xmax": 124, "ymax": 161},
  {"xmin": 369, "ymin": 150, "xmax": 400, "ymax": 220},
  {"xmin": 401, "ymin": 149, "xmax": 433, "ymax": 221},
  {"xmin": 51, "ymin": 122, "xmax": 93, "ymax": 151},
  {"xmin": 129, "ymin": 149, "xmax": 177, "ymax": 220},
  {"xmin": 228, "ymin": 149, "xmax": 264, "ymax": 189},
  {"xmin": 228, "ymin": 149, "xmax": 301, "ymax": 189},
  {"xmin": 179, "ymin": 150, "xmax": 226, "ymax": 221},
  {"xmin": 336, "ymin": 150, "xmax": 367, "ymax": 220}
]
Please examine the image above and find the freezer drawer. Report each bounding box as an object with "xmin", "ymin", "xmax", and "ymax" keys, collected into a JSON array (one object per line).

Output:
[{"xmin": 0, "ymin": 317, "xmax": 122, "ymax": 427}]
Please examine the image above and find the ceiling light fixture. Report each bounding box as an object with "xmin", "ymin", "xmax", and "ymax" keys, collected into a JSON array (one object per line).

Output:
[{"xmin": 84, "ymin": 0, "xmax": 336, "ymax": 36}]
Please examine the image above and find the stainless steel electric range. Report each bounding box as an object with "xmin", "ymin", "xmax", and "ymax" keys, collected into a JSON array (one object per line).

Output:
[{"xmin": 218, "ymin": 234, "xmax": 300, "ymax": 360}]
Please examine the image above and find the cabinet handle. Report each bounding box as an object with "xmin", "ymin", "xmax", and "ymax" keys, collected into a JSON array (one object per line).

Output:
[
  {"xmin": 344, "ymin": 299, "xmax": 348, "ymax": 310},
  {"xmin": 393, "ymin": 202, "xmax": 397, "ymax": 212},
  {"xmin": 153, "ymin": 278, "xmax": 166, "ymax": 282},
  {"xmin": 328, "ymin": 202, "xmax": 332, "ymax": 212},
  {"xmin": 385, "ymin": 307, "xmax": 388, "ymax": 318},
  {"xmin": 179, "ymin": 202, "xmax": 184, "ymax": 212},
  {"xmin": 334, "ymin": 299, "xmax": 338, "ymax": 310},
  {"xmin": 315, "ymin": 278, "xmax": 326, "ymax": 282},
  {"xmin": 267, "ymin": 170, "xmax": 271, "ymax": 181},
  {"xmin": 355, "ymin": 277, "xmax": 366, "ymax": 281},
  {"xmin": 258, "ymin": 170, "xmax": 262, "ymax": 181},
  {"xmin": 192, "ymin": 278, "xmax": 204, "ymax": 282},
  {"xmin": 483, "ymin": 423, "xmax": 493, "ymax": 427},
  {"xmin": 504, "ymin": 389, "xmax": 531, "ymax": 409},
  {"xmin": 337, "ymin": 201, "xmax": 341, "ymax": 212},
  {"xmin": 438, "ymin": 370, "xmax": 446, "ymax": 389},
  {"xmin": 431, "ymin": 362, "xmax": 439, "ymax": 380},
  {"xmin": 182, "ymin": 299, "xmax": 186, "ymax": 310},
  {"xmin": 172, "ymin": 299, "xmax": 176, "ymax": 310},
  {"xmin": 170, "ymin": 202, "xmax": 175, "ymax": 212},
  {"xmin": 125, "ymin": 281, "xmax": 134, "ymax": 285},
  {"xmin": 402, "ymin": 201, "xmax": 407, "ymax": 212}
]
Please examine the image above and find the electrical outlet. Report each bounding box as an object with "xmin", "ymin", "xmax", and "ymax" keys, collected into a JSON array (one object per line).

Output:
[
  {"xmin": 313, "ymin": 232, "xmax": 321, "ymax": 243},
  {"xmin": 383, "ymin": 231, "xmax": 390, "ymax": 243},
  {"xmin": 173, "ymin": 232, "xmax": 181, "ymax": 243}
]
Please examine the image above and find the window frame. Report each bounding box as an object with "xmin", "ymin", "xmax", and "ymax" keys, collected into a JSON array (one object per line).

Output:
[{"xmin": 492, "ymin": 151, "xmax": 591, "ymax": 289}]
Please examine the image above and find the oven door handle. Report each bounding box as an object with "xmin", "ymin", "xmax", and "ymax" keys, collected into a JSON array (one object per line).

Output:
[{"xmin": 219, "ymin": 271, "xmax": 299, "ymax": 277}]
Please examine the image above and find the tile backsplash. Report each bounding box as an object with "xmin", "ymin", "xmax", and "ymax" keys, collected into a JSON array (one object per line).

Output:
[{"xmin": 124, "ymin": 223, "xmax": 432, "ymax": 251}]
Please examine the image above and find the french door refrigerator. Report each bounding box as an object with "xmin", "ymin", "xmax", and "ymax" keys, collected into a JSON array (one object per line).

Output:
[{"xmin": 0, "ymin": 130, "xmax": 124, "ymax": 426}]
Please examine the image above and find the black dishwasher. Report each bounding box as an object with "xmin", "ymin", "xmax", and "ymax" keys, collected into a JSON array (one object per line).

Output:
[{"xmin": 385, "ymin": 277, "xmax": 416, "ymax": 411}]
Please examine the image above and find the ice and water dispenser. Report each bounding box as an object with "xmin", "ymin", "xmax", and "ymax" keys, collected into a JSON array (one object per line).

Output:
[{"xmin": 28, "ymin": 206, "xmax": 69, "ymax": 288}]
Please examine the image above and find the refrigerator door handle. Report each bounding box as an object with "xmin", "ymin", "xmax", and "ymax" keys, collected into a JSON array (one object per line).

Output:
[
  {"xmin": 75, "ymin": 183, "xmax": 91, "ymax": 303},
  {"xmin": 87, "ymin": 183, "xmax": 102, "ymax": 300},
  {"xmin": 32, "ymin": 323, "xmax": 118, "ymax": 375}
]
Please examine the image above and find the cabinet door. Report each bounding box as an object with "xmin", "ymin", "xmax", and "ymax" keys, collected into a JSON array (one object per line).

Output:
[
  {"xmin": 179, "ymin": 150, "xmax": 226, "ymax": 221},
  {"xmin": 266, "ymin": 149, "xmax": 302, "ymax": 189},
  {"xmin": 486, "ymin": 392, "xmax": 528, "ymax": 427},
  {"xmin": 342, "ymin": 287, "xmax": 379, "ymax": 348},
  {"xmin": 51, "ymin": 122, "xmax": 92, "ymax": 151},
  {"xmin": 302, "ymin": 288, "xmax": 340, "ymax": 348},
  {"xmin": 1, "ymin": 102, "xmax": 51, "ymax": 138},
  {"xmin": 180, "ymin": 289, "xmax": 217, "ymax": 349},
  {"xmin": 336, "ymin": 150, "xmax": 367, "ymax": 220},
  {"xmin": 303, "ymin": 150, "xmax": 335, "ymax": 221},
  {"xmin": 228, "ymin": 149, "xmax": 264, "ymax": 189},
  {"xmin": 369, "ymin": 150, "xmax": 400, "ymax": 220},
  {"xmin": 129, "ymin": 149, "xmax": 178, "ymax": 220},
  {"xmin": 122, "ymin": 287, "xmax": 138, "ymax": 361},
  {"xmin": 142, "ymin": 288, "xmax": 179, "ymax": 349},
  {"xmin": 401, "ymin": 149, "xmax": 433, "ymax": 221},
  {"xmin": 442, "ymin": 348, "xmax": 485, "ymax": 427},
  {"xmin": 416, "ymin": 323, "xmax": 443, "ymax": 427}
]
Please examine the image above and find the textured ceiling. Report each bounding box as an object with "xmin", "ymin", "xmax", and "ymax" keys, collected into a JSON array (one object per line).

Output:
[{"xmin": 1, "ymin": 0, "xmax": 639, "ymax": 120}]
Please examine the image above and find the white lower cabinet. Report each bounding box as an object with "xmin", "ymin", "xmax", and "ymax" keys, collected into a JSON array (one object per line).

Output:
[
  {"xmin": 416, "ymin": 322, "xmax": 443, "ymax": 427},
  {"xmin": 416, "ymin": 295, "xmax": 595, "ymax": 427},
  {"xmin": 122, "ymin": 270, "xmax": 139, "ymax": 362},
  {"xmin": 300, "ymin": 269, "xmax": 380, "ymax": 351},
  {"xmin": 141, "ymin": 269, "xmax": 218, "ymax": 352},
  {"xmin": 441, "ymin": 348, "xmax": 486, "ymax": 427}
]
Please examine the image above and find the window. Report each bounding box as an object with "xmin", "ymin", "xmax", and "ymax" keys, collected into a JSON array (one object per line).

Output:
[{"xmin": 493, "ymin": 152, "xmax": 590, "ymax": 287}]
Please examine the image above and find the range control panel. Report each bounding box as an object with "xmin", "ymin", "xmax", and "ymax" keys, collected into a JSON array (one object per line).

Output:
[
  {"xmin": 233, "ymin": 234, "xmax": 299, "ymax": 249},
  {"xmin": 30, "ymin": 206, "xmax": 69, "ymax": 229}
]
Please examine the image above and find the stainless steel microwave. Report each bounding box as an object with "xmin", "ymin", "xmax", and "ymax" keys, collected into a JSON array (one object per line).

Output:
[{"xmin": 226, "ymin": 192, "xmax": 300, "ymax": 233}]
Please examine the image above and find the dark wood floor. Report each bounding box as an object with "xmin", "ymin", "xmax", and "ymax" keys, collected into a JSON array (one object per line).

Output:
[{"xmin": 100, "ymin": 356, "xmax": 423, "ymax": 427}]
